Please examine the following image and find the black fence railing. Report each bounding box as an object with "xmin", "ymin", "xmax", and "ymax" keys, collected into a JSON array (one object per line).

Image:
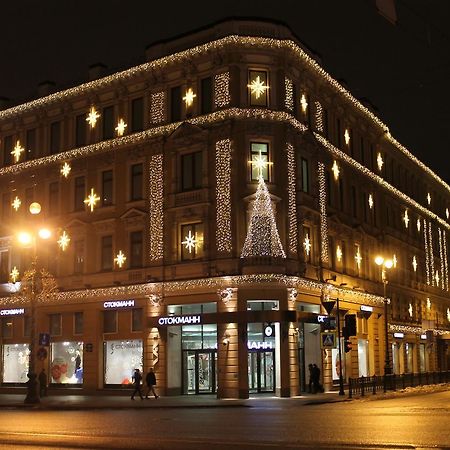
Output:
[{"xmin": 348, "ymin": 371, "xmax": 450, "ymax": 398}]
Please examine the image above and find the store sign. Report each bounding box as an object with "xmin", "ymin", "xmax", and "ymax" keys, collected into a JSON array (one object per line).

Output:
[
  {"xmin": 0, "ymin": 308, "xmax": 25, "ymax": 316},
  {"xmin": 360, "ymin": 305, "xmax": 373, "ymax": 312},
  {"xmin": 103, "ymin": 300, "xmax": 135, "ymax": 309},
  {"xmin": 158, "ymin": 315, "xmax": 201, "ymax": 326},
  {"xmin": 420, "ymin": 334, "xmax": 427, "ymax": 340},
  {"xmin": 393, "ymin": 332, "xmax": 404, "ymax": 338},
  {"xmin": 247, "ymin": 341, "xmax": 273, "ymax": 350}
]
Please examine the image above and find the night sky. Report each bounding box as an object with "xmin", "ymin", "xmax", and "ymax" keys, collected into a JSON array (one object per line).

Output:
[{"xmin": 1, "ymin": 1, "xmax": 449, "ymax": 182}]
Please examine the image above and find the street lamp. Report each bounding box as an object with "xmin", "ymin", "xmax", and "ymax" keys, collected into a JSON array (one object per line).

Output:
[
  {"xmin": 374, "ymin": 255, "xmax": 394, "ymax": 385},
  {"xmin": 336, "ymin": 282, "xmax": 347, "ymax": 396}
]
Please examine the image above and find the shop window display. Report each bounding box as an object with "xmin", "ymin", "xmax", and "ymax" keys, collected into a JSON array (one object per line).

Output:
[
  {"xmin": 2, "ymin": 343, "xmax": 29, "ymax": 383},
  {"xmin": 104, "ymin": 339, "xmax": 143, "ymax": 385},
  {"xmin": 50, "ymin": 342, "xmax": 83, "ymax": 384}
]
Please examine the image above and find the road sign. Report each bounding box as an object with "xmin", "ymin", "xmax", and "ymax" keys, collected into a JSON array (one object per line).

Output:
[
  {"xmin": 39, "ymin": 333, "xmax": 50, "ymax": 346},
  {"xmin": 320, "ymin": 332, "xmax": 337, "ymax": 349}
]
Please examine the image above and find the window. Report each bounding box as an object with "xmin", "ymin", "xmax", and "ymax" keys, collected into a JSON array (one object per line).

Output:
[
  {"xmin": 181, "ymin": 223, "xmax": 204, "ymax": 260},
  {"xmin": 0, "ymin": 250, "xmax": 9, "ymax": 283},
  {"xmin": 101, "ymin": 235, "xmax": 113, "ymax": 271},
  {"xmin": 26, "ymin": 129, "xmax": 37, "ymax": 160},
  {"xmin": 250, "ymin": 142, "xmax": 269, "ymax": 181},
  {"xmin": 50, "ymin": 121, "xmax": 61, "ymax": 154},
  {"xmin": 74, "ymin": 312, "xmax": 83, "ymax": 335},
  {"xmin": 201, "ymin": 77, "xmax": 213, "ymax": 114},
  {"xmin": 336, "ymin": 118, "xmax": 341, "ymax": 148},
  {"xmin": 75, "ymin": 113, "xmax": 87, "ymax": 147},
  {"xmin": 2, "ymin": 193, "xmax": 11, "ymax": 223},
  {"xmin": 24, "ymin": 316, "xmax": 31, "ymax": 337},
  {"xmin": 102, "ymin": 170, "xmax": 113, "ymax": 206},
  {"xmin": 248, "ymin": 69, "xmax": 269, "ymax": 107},
  {"xmin": 1, "ymin": 317, "xmax": 12, "ymax": 338},
  {"xmin": 132, "ymin": 308, "xmax": 143, "ymax": 332},
  {"xmin": 301, "ymin": 158, "xmax": 309, "ymax": 193},
  {"xmin": 131, "ymin": 97, "xmax": 144, "ymax": 132},
  {"xmin": 74, "ymin": 240, "xmax": 84, "ymax": 274},
  {"xmin": 49, "ymin": 314, "xmax": 62, "ymax": 336},
  {"xmin": 48, "ymin": 181, "xmax": 59, "ymax": 216},
  {"xmin": 130, "ymin": 231, "xmax": 143, "ymax": 268},
  {"xmin": 171, "ymin": 86, "xmax": 182, "ymax": 122},
  {"xmin": 360, "ymin": 137, "xmax": 365, "ymax": 165},
  {"xmin": 350, "ymin": 186, "xmax": 357, "ymax": 218},
  {"xmin": 130, "ymin": 163, "xmax": 143, "ymax": 201},
  {"xmin": 102, "ymin": 106, "xmax": 114, "ymax": 139},
  {"xmin": 181, "ymin": 151, "xmax": 202, "ymax": 190},
  {"xmin": 3, "ymin": 135, "xmax": 13, "ymax": 166},
  {"xmin": 74, "ymin": 176, "xmax": 85, "ymax": 211},
  {"xmin": 103, "ymin": 310, "xmax": 117, "ymax": 333}
]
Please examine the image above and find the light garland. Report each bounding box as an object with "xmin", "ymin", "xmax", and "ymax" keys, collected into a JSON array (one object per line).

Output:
[
  {"xmin": 314, "ymin": 101, "xmax": 323, "ymax": 132},
  {"xmin": 215, "ymin": 139, "xmax": 232, "ymax": 253},
  {"xmin": 427, "ymin": 297, "xmax": 431, "ymax": 310},
  {"xmin": 417, "ymin": 218, "xmax": 421, "ymax": 233},
  {"xmin": 424, "ymin": 220, "xmax": 430, "ymax": 285},
  {"xmin": 427, "ymin": 193, "xmax": 431, "ymax": 205},
  {"xmin": 428, "ymin": 221, "xmax": 435, "ymax": 286},
  {"xmin": 443, "ymin": 231, "xmax": 449, "ymax": 291},
  {"xmin": 286, "ymin": 143, "xmax": 297, "ymax": 254},
  {"xmin": 214, "ymin": 72, "xmax": 231, "ymax": 108},
  {"xmin": 318, "ymin": 162, "xmax": 329, "ymax": 263},
  {"xmin": 150, "ymin": 91, "xmax": 166, "ymax": 124},
  {"xmin": 438, "ymin": 228, "xmax": 445, "ymax": 290},
  {"xmin": 149, "ymin": 154, "xmax": 164, "ymax": 261},
  {"xmin": 284, "ymin": 78, "xmax": 294, "ymax": 111},
  {"xmin": 446, "ymin": 208, "xmax": 449, "ymax": 220},
  {"xmin": 355, "ymin": 246, "xmax": 362, "ymax": 269},
  {"xmin": 408, "ymin": 303, "xmax": 413, "ymax": 317}
]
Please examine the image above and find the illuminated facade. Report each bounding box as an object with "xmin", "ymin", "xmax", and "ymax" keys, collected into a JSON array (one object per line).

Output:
[{"xmin": 0, "ymin": 19, "xmax": 449, "ymax": 397}]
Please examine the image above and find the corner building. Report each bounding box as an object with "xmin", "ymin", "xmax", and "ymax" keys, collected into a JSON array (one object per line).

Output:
[{"xmin": 0, "ymin": 19, "xmax": 449, "ymax": 398}]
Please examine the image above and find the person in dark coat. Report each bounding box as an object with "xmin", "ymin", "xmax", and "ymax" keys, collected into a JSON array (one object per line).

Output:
[
  {"xmin": 145, "ymin": 367, "xmax": 159, "ymax": 399},
  {"xmin": 312, "ymin": 364, "xmax": 324, "ymax": 393},
  {"xmin": 38, "ymin": 368, "xmax": 48, "ymax": 397},
  {"xmin": 308, "ymin": 364, "xmax": 315, "ymax": 393},
  {"xmin": 131, "ymin": 369, "xmax": 144, "ymax": 400}
]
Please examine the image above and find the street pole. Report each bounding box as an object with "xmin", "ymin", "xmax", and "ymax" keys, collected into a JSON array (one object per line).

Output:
[{"xmin": 336, "ymin": 296, "xmax": 345, "ymax": 396}]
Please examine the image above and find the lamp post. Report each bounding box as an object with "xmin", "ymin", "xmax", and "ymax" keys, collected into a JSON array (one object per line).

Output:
[
  {"xmin": 374, "ymin": 256, "xmax": 394, "ymax": 388},
  {"xmin": 336, "ymin": 282, "xmax": 347, "ymax": 396}
]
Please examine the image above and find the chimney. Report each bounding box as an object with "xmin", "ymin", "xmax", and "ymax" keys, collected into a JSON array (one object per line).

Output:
[
  {"xmin": 37, "ymin": 81, "xmax": 56, "ymax": 97},
  {"xmin": 88, "ymin": 63, "xmax": 107, "ymax": 81}
]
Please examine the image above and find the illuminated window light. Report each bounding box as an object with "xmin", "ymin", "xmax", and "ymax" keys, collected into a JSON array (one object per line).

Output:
[
  {"xmin": 11, "ymin": 140, "xmax": 25, "ymax": 163},
  {"xmin": 57, "ymin": 231, "xmax": 70, "ymax": 251},
  {"xmin": 377, "ymin": 152, "xmax": 383, "ymax": 171},
  {"xmin": 9, "ymin": 266, "xmax": 20, "ymax": 283},
  {"xmin": 84, "ymin": 188, "xmax": 100, "ymax": 212},
  {"xmin": 247, "ymin": 75, "xmax": 269, "ymax": 99},
  {"xmin": 60, "ymin": 162, "xmax": 71, "ymax": 178},
  {"xmin": 12, "ymin": 196, "xmax": 21, "ymax": 211},
  {"xmin": 403, "ymin": 210, "xmax": 409, "ymax": 228},
  {"xmin": 332, "ymin": 160, "xmax": 340, "ymax": 180},
  {"xmin": 115, "ymin": 118, "xmax": 127, "ymax": 136},
  {"xmin": 300, "ymin": 93, "xmax": 308, "ymax": 113},
  {"xmin": 183, "ymin": 88, "xmax": 196, "ymax": 107},
  {"xmin": 344, "ymin": 129, "xmax": 350, "ymax": 146},
  {"xmin": 368, "ymin": 194, "xmax": 374, "ymax": 210},
  {"xmin": 114, "ymin": 250, "xmax": 127, "ymax": 268},
  {"xmin": 86, "ymin": 106, "xmax": 100, "ymax": 128},
  {"xmin": 412, "ymin": 256, "xmax": 417, "ymax": 272},
  {"xmin": 303, "ymin": 233, "xmax": 311, "ymax": 256},
  {"xmin": 336, "ymin": 245, "xmax": 342, "ymax": 262}
]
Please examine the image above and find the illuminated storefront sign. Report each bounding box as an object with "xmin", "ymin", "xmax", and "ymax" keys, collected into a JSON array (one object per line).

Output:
[
  {"xmin": 420, "ymin": 334, "xmax": 427, "ymax": 340},
  {"xmin": 0, "ymin": 308, "xmax": 25, "ymax": 316},
  {"xmin": 158, "ymin": 315, "xmax": 201, "ymax": 326},
  {"xmin": 103, "ymin": 300, "xmax": 135, "ymax": 309},
  {"xmin": 393, "ymin": 332, "xmax": 404, "ymax": 338},
  {"xmin": 360, "ymin": 305, "xmax": 373, "ymax": 312},
  {"xmin": 247, "ymin": 341, "xmax": 273, "ymax": 350}
]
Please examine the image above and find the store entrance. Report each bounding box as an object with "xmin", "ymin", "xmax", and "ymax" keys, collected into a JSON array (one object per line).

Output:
[
  {"xmin": 183, "ymin": 350, "xmax": 216, "ymax": 394},
  {"xmin": 248, "ymin": 350, "xmax": 275, "ymax": 393}
]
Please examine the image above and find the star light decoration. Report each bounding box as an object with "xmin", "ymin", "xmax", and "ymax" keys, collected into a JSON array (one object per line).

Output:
[
  {"xmin": 11, "ymin": 140, "xmax": 25, "ymax": 163},
  {"xmin": 368, "ymin": 194, "xmax": 374, "ymax": 209},
  {"xmin": 114, "ymin": 250, "xmax": 127, "ymax": 268},
  {"xmin": 336, "ymin": 245, "xmax": 343, "ymax": 262},
  {"xmin": 86, "ymin": 106, "xmax": 100, "ymax": 128},
  {"xmin": 115, "ymin": 118, "xmax": 127, "ymax": 136},
  {"xmin": 435, "ymin": 270, "xmax": 440, "ymax": 286},
  {"xmin": 60, "ymin": 162, "xmax": 71, "ymax": 178},
  {"xmin": 182, "ymin": 230, "xmax": 198, "ymax": 253},
  {"xmin": 249, "ymin": 150, "xmax": 273, "ymax": 176},
  {"xmin": 408, "ymin": 303, "xmax": 413, "ymax": 317},
  {"xmin": 247, "ymin": 75, "xmax": 269, "ymax": 99},
  {"xmin": 403, "ymin": 210, "xmax": 410, "ymax": 228},
  {"xmin": 412, "ymin": 256, "xmax": 417, "ymax": 272},
  {"xmin": 57, "ymin": 231, "xmax": 70, "ymax": 251},
  {"xmin": 183, "ymin": 88, "xmax": 196, "ymax": 107},
  {"xmin": 447, "ymin": 308, "xmax": 450, "ymax": 322},
  {"xmin": 355, "ymin": 247, "xmax": 362, "ymax": 269},
  {"xmin": 392, "ymin": 254, "xmax": 397, "ymax": 268},
  {"xmin": 377, "ymin": 152, "xmax": 383, "ymax": 171},
  {"xmin": 344, "ymin": 129, "xmax": 350, "ymax": 146},
  {"xmin": 427, "ymin": 297, "xmax": 431, "ymax": 310},
  {"xmin": 12, "ymin": 196, "xmax": 21, "ymax": 211},
  {"xmin": 427, "ymin": 193, "xmax": 431, "ymax": 205},
  {"xmin": 331, "ymin": 160, "xmax": 340, "ymax": 180},
  {"xmin": 300, "ymin": 94, "xmax": 308, "ymax": 113},
  {"xmin": 303, "ymin": 233, "xmax": 311, "ymax": 256},
  {"xmin": 446, "ymin": 208, "xmax": 449, "ymax": 220},
  {"xmin": 417, "ymin": 218, "xmax": 421, "ymax": 232},
  {"xmin": 84, "ymin": 188, "xmax": 100, "ymax": 212},
  {"xmin": 10, "ymin": 266, "xmax": 20, "ymax": 283}
]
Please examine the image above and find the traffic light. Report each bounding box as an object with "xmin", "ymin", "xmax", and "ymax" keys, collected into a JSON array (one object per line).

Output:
[
  {"xmin": 345, "ymin": 314, "xmax": 357, "ymax": 336},
  {"xmin": 344, "ymin": 339, "xmax": 352, "ymax": 353}
]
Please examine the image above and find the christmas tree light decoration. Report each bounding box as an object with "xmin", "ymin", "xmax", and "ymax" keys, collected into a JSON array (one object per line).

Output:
[
  {"xmin": 408, "ymin": 303, "xmax": 413, "ymax": 317},
  {"xmin": 149, "ymin": 154, "xmax": 164, "ymax": 261},
  {"xmin": 114, "ymin": 250, "xmax": 127, "ymax": 268},
  {"xmin": 368, "ymin": 194, "xmax": 374, "ymax": 209},
  {"xmin": 427, "ymin": 193, "xmax": 431, "ymax": 205},
  {"xmin": 300, "ymin": 93, "xmax": 308, "ymax": 113},
  {"xmin": 318, "ymin": 162, "xmax": 329, "ymax": 263},
  {"xmin": 12, "ymin": 196, "xmax": 21, "ymax": 211},
  {"xmin": 60, "ymin": 162, "xmax": 71, "ymax": 178},
  {"xmin": 417, "ymin": 218, "xmax": 421, "ymax": 233},
  {"xmin": 336, "ymin": 245, "xmax": 342, "ymax": 262},
  {"xmin": 115, "ymin": 118, "xmax": 127, "ymax": 136},
  {"xmin": 286, "ymin": 143, "xmax": 297, "ymax": 254},
  {"xmin": 84, "ymin": 188, "xmax": 100, "ymax": 212},
  {"xmin": 303, "ymin": 233, "xmax": 311, "ymax": 256},
  {"xmin": 240, "ymin": 175, "xmax": 286, "ymax": 259},
  {"xmin": 183, "ymin": 88, "xmax": 196, "ymax": 107},
  {"xmin": 150, "ymin": 91, "xmax": 166, "ymax": 124},
  {"xmin": 412, "ymin": 256, "xmax": 417, "ymax": 272},
  {"xmin": 314, "ymin": 101, "xmax": 323, "ymax": 132},
  {"xmin": 11, "ymin": 140, "xmax": 25, "ymax": 163},
  {"xmin": 284, "ymin": 78, "xmax": 294, "ymax": 111},
  {"xmin": 427, "ymin": 298, "xmax": 431, "ymax": 310},
  {"xmin": 403, "ymin": 210, "xmax": 410, "ymax": 228},
  {"xmin": 57, "ymin": 231, "xmax": 70, "ymax": 251},
  {"xmin": 247, "ymin": 75, "xmax": 269, "ymax": 99},
  {"xmin": 377, "ymin": 152, "xmax": 383, "ymax": 171},
  {"xmin": 216, "ymin": 139, "xmax": 232, "ymax": 253},
  {"xmin": 86, "ymin": 106, "xmax": 100, "ymax": 128},
  {"xmin": 332, "ymin": 160, "xmax": 340, "ymax": 180},
  {"xmin": 424, "ymin": 221, "xmax": 430, "ymax": 285},
  {"xmin": 214, "ymin": 72, "xmax": 231, "ymax": 109},
  {"xmin": 355, "ymin": 247, "xmax": 362, "ymax": 269},
  {"xmin": 182, "ymin": 230, "xmax": 198, "ymax": 253},
  {"xmin": 344, "ymin": 129, "xmax": 350, "ymax": 146},
  {"xmin": 10, "ymin": 266, "xmax": 20, "ymax": 283}
]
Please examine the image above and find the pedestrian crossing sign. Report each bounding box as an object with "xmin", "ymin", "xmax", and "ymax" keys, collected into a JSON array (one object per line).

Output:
[{"xmin": 320, "ymin": 332, "xmax": 336, "ymax": 349}]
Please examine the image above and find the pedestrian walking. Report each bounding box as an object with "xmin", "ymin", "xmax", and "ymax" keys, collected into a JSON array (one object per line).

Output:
[
  {"xmin": 145, "ymin": 367, "xmax": 159, "ymax": 399},
  {"xmin": 131, "ymin": 368, "xmax": 144, "ymax": 400},
  {"xmin": 38, "ymin": 368, "xmax": 48, "ymax": 397},
  {"xmin": 308, "ymin": 363, "xmax": 315, "ymax": 393},
  {"xmin": 312, "ymin": 364, "xmax": 324, "ymax": 393}
]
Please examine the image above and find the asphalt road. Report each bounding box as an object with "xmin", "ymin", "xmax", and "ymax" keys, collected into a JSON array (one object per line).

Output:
[{"xmin": 0, "ymin": 391, "xmax": 449, "ymax": 449}]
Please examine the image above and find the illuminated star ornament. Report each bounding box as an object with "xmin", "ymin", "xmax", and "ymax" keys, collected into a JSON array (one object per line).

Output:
[
  {"xmin": 336, "ymin": 245, "xmax": 342, "ymax": 262},
  {"xmin": 447, "ymin": 308, "xmax": 450, "ymax": 322},
  {"xmin": 10, "ymin": 266, "xmax": 20, "ymax": 283},
  {"xmin": 250, "ymin": 150, "xmax": 273, "ymax": 178},
  {"xmin": 247, "ymin": 75, "xmax": 269, "ymax": 99},
  {"xmin": 412, "ymin": 256, "xmax": 417, "ymax": 272},
  {"xmin": 183, "ymin": 88, "xmax": 196, "ymax": 107},
  {"xmin": 446, "ymin": 208, "xmax": 449, "ymax": 220},
  {"xmin": 182, "ymin": 230, "xmax": 197, "ymax": 253},
  {"xmin": 60, "ymin": 162, "xmax": 71, "ymax": 178},
  {"xmin": 392, "ymin": 254, "xmax": 397, "ymax": 268},
  {"xmin": 57, "ymin": 231, "xmax": 71, "ymax": 251},
  {"xmin": 12, "ymin": 196, "xmax": 21, "ymax": 211},
  {"xmin": 408, "ymin": 303, "xmax": 413, "ymax": 317},
  {"xmin": 368, "ymin": 194, "xmax": 374, "ymax": 209},
  {"xmin": 427, "ymin": 298, "xmax": 431, "ymax": 310},
  {"xmin": 435, "ymin": 270, "xmax": 440, "ymax": 286},
  {"xmin": 331, "ymin": 160, "xmax": 340, "ymax": 180},
  {"xmin": 300, "ymin": 94, "xmax": 308, "ymax": 113},
  {"xmin": 355, "ymin": 248, "xmax": 362, "ymax": 268},
  {"xmin": 427, "ymin": 193, "xmax": 431, "ymax": 205},
  {"xmin": 417, "ymin": 219, "xmax": 421, "ymax": 232},
  {"xmin": 344, "ymin": 129, "xmax": 350, "ymax": 146},
  {"xmin": 114, "ymin": 250, "xmax": 127, "ymax": 268},
  {"xmin": 303, "ymin": 234, "xmax": 311, "ymax": 256},
  {"xmin": 115, "ymin": 118, "xmax": 127, "ymax": 136},
  {"xmin": 86, "ymin": 106, "xmax": 100, "ymax": 128},
  {"xmin": 84, "ymin": 188, "xmax": 100, "ymax": 212},
  {"xmin": 403, "ymin": 210, "xmax": 409, "ymax": 228},
  {"xmin": 377, "ymin": 152, "xmax": 383, "ymax": 171},
  {"xmin": 11, "ymin": 140, "xmax": 25, "ymax": 163}
]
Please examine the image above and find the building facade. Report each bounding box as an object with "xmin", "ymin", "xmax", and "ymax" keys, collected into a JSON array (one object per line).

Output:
[{"xmin": 0, "ymin": 19, "xmax": 449, "ymax": 398}]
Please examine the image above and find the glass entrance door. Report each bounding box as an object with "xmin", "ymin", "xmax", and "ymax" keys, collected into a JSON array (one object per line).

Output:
[
  {"xmin": 248, "ymin": 350, "xmax": 275, "ymax": 393},
  {"xmin": 183, "ymin": 350, "xmax": 216, "ymax": 394}
]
